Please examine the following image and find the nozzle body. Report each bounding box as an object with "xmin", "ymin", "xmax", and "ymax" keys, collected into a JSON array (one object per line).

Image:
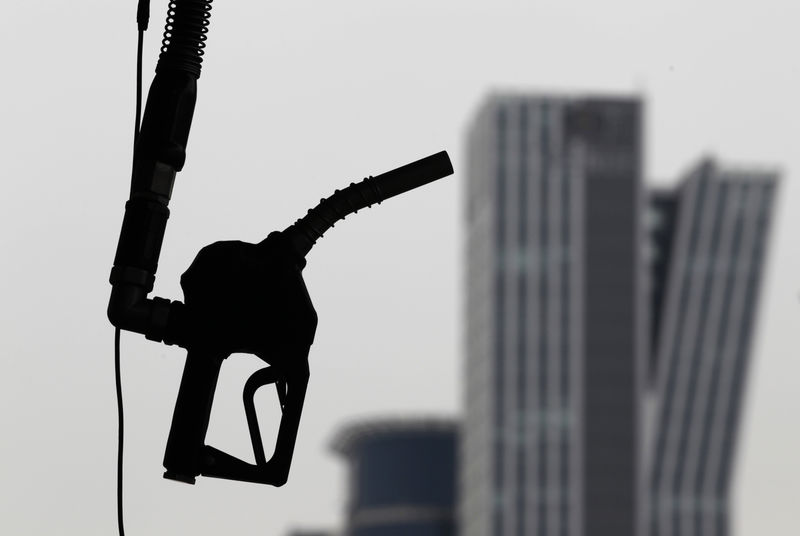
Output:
[{"xmin": 160, "ymin": 151, "xmax": 452, "ymax": 487}]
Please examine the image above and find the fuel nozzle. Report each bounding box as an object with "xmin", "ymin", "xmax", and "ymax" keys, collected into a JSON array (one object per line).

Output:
[{"xmin": 161, "ymin": 150, "xmax": 453, "ymax": 487}]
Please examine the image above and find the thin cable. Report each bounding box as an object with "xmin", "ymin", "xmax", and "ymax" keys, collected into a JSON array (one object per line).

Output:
[
  {"xmin": 115, "ymin": 328, "xmax": 125, "ymax": 536},
  {"xmin": 131, "ymin": 30, "xmax": 144, "ymax": 186},
  {"xmin": 136, "ymin": 30, "xmax": 143, "ymax": 139},
  {"xmin": 118, "ymin": 23, "xmax": 145, "ymax": 536}
]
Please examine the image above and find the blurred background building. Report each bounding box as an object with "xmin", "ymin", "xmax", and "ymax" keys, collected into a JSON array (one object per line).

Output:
[
  {"xmin": 330, "ymin": 418, "xmax": 458, "ymax": 536},
  {"xmin": 285, "ymin": 530, "xmax": 337, "ymax": 536},
  {"xmin": 461, "ymin": 93, "xmax": 777, "ymax": 536},
  {"xmin": 645, "ymin": 162, "xmax": 777, "ymax": 536},
  {"xmin": 463, "ymin": 95, "xmax": 644, "ymax": 536}
]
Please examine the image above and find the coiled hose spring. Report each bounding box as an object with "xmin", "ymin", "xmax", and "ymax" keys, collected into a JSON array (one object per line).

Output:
[{"xmin": 157, "ymin": 0, "xmax": 213, "ymax": 78}]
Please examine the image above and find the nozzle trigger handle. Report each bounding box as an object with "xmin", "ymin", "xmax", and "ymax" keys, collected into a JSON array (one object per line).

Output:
[
  {"xmin": 163, "ymin": 345, "xmax": 310, "ymax": 487},
  {"xmin": 202, "ymin": 354, "xmax": 309, "ymax": 486},
  {"xmin": 243, "ymin": 361, "xmax": 308, "ymax": 472}
]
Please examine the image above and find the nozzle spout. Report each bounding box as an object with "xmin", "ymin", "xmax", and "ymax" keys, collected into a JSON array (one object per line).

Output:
[
  {"xmin": 371, "ymin": 150, "xmax": 453, "ymax": 199},
  {"xmin": 284, "ymin": 151, "xmax": 453, "ymax": 257}
]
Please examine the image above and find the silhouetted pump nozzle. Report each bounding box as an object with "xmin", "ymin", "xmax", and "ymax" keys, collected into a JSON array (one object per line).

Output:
[
  {"xmin": 109, "ymin": 0, "xmax": 454, "ymax": 491},
  {"xmin": 108, "ymin": 150, "xmax": 453, "ymax": 486}
]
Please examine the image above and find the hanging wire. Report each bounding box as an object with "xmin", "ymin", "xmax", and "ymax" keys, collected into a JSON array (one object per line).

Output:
[
  {"xmin": 115, "ymin": 328, "xmax": 125, "ymax": 536},
  {"xmin": 130, "ymin": 29, "xmax": 144, "ymax": 188},
  {"xmin": 136, "ymin": 30, "xmax": 144, "ymax": 140},
  {"xmin": 118, "ymin": 2, "xmax": 149, "ymax": 532}
]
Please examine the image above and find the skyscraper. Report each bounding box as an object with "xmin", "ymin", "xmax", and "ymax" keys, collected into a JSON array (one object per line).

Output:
[
  {"xmin": 461, "ymin": 93, "xmax": 777, "ymax": 536},
  {"xmin": 462, "ymin": 94, "xmax": 645, "ymax": 536},
  {"xmin": 646, "ymin": 161, "xmax": 777, "ymax": 536}
]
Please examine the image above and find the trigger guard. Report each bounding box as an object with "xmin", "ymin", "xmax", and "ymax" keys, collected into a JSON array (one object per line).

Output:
[{"xmin": 243, "ymin": 366, "xmax": 283, "ymax": 467}]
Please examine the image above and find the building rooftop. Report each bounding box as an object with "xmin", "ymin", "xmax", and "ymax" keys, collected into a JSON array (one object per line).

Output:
[{"xmin": 330, "ymin": 416, "xmax": 458, "ymax": 457}]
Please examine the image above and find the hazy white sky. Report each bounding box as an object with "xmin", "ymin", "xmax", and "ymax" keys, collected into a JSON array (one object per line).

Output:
[{"xmin": 1, "ymin": 1, "xmax": 799, "ymax": 534}]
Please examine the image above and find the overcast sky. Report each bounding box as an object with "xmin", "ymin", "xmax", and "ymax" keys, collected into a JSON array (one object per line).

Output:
[{"xmin": 1, "ymin": 1, "xmax": 799, "ymax": 534}]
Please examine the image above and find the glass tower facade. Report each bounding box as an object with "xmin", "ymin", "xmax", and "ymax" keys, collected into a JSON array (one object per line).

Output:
[
  {"xmin": 462, "ymin": 94, "xmax": 644, "ymax": 536},
  {"xmin": 646, "ymin": 161, "xmax": 777, "ymax": 536}
]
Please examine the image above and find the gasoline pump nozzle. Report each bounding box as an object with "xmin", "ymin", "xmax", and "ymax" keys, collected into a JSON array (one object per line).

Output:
[
  {"xmin": 160, "ymin": 151, "xmax": 454, "ymax": 486},
  {"xmin": 108, "ymin": 0, "xmax": 454, "ymax": 491}
]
